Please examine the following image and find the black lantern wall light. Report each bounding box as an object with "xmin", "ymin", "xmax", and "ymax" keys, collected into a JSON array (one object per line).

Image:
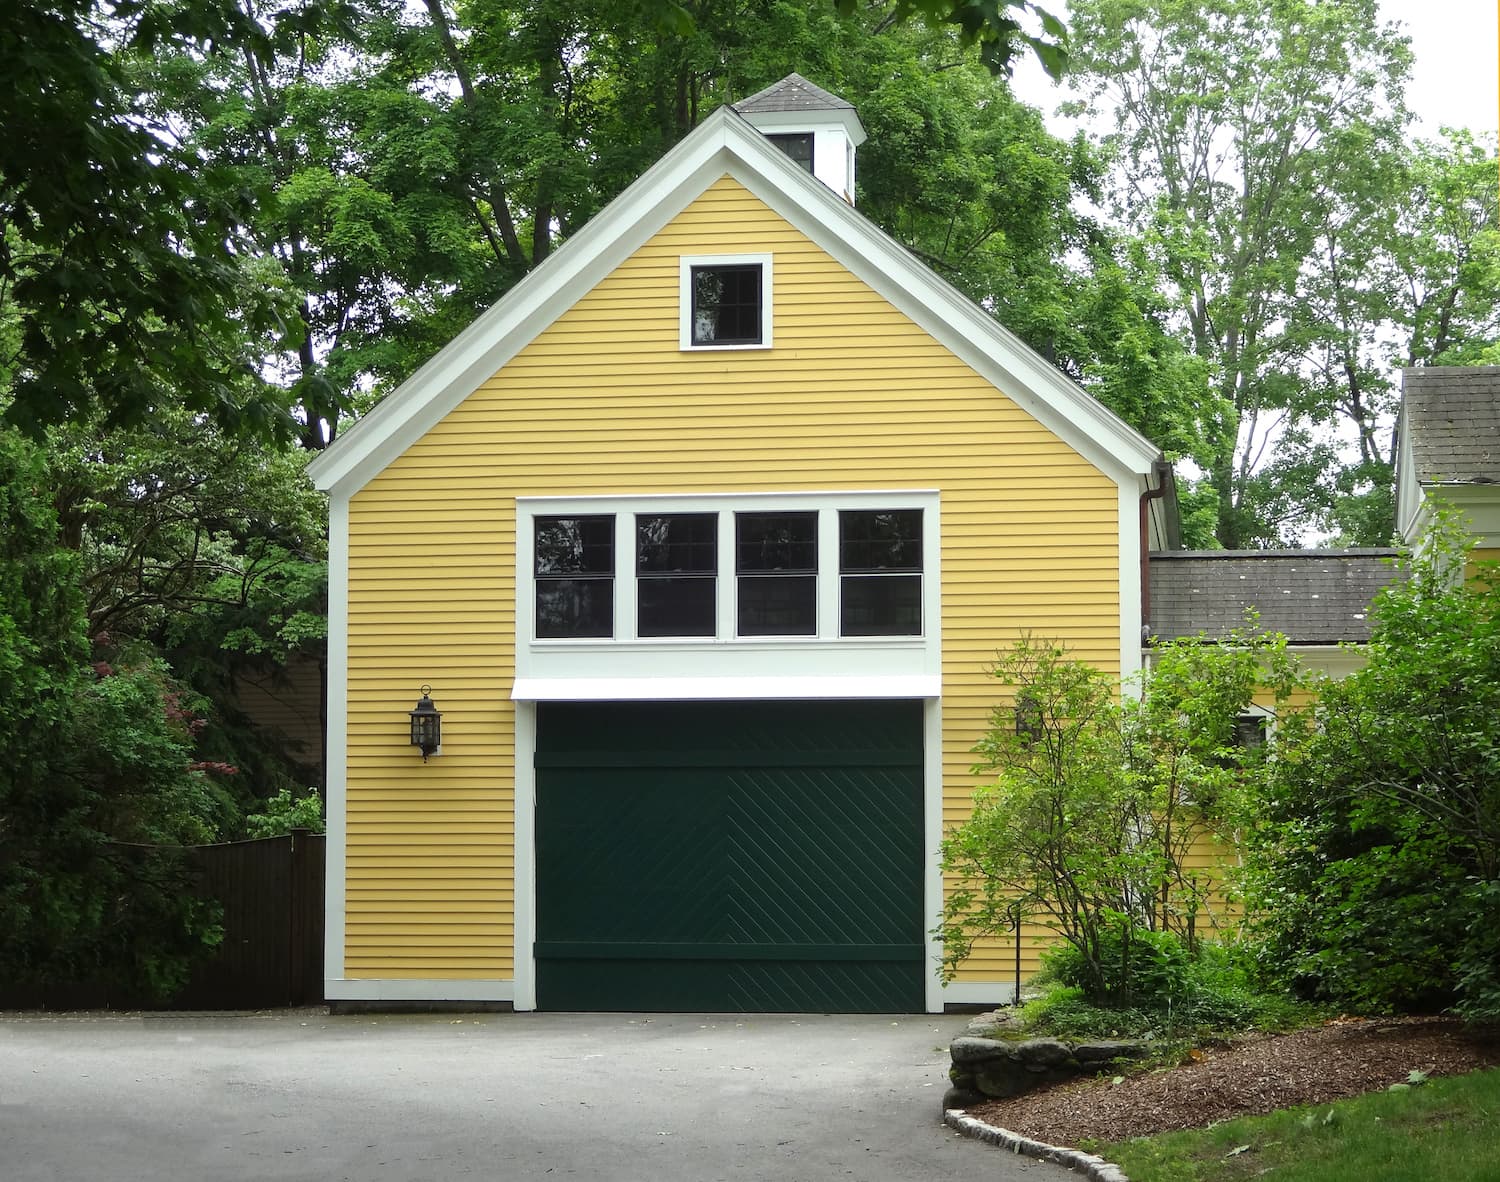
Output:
[{"xmin": 409, "ymin": 686, "xmax": 442, "ymax": 761}]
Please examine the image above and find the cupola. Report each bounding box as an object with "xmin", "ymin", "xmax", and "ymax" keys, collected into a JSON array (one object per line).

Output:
[{"xmin": 732, "ymin": 73, "xmax": 867, "ymax": 204}]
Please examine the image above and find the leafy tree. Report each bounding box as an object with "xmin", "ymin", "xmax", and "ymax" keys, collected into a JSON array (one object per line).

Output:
[
  {"xmin": 1240, "ymin": 517, "xmax": 1500, "ymax": 1017},
  {"xmin": 841, "ymin": 0, "xmax": 1068, "ymax": 77},
  {"xmin": 0, "ymin": 0, "xmax": 349, "ymax": 439},
  {"xmin": 1066, "ymin": 0, "xmax": 1415, "ymax": 547},
  {"xmin": 41, "ymin": 411, "xmax": 330, "ymax": 808},
  {"xmin": 47, "ymin": 412, "xmax": 325, "ymax": 640},
  {"xmin": 1392, "ymin": 131, "xmax": 1500, "ymax": 370},
  {"xmin": 843, "ymin": 35, "xmax": 1208, "ymax": 464},
  {"xmin": 0, "ymin": 426, "xmax": 232, "ymax": 996},
  {"xmin": 1290, "ymin": 129, "xmax": 1500, "ymax": 545},
  {"xmin": 939, "ymin": 632, "xmax": 1299, "ymax": 1002},
  {"xmin": 648, "ymin": 0, "xmax": 1071, "ymax": 79}
]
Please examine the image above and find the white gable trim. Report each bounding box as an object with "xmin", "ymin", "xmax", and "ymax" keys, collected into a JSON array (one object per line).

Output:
[{"xmin": 309, "ymin": 106, "xmax": 1161, "ymax": 497}]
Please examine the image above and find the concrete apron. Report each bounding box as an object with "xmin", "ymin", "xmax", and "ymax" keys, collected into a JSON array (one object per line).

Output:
[{"xmin": 1, "ymin": 1010, "xmax": 1074, "ymax": 1181}]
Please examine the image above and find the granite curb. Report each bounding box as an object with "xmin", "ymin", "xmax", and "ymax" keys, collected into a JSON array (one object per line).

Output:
[{"xmin": 943, "ymin": 1109, "xmax": 1129, "ymax": 1182}]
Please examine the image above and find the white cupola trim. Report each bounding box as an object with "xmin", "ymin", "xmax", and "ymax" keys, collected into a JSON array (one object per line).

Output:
[{"xmin": 732, "ymin": 73, "xmax": 867, "ymax": 204}]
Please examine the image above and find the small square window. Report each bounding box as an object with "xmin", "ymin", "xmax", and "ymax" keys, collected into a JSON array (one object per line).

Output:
[
  {"xmin": 680, "ymin": 255, "xmax": 772, "ymax": 350},
  {"xmin": 1232, "ymin": 714, "xmax": 1269, "ymax": 749},
  {"xmin": 691, "ymin": 265, "xmax": 761, "ymax": 345}
]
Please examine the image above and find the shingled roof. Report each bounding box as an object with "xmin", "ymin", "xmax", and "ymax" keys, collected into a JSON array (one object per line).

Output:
[
  {"xmin": 733, "ymin": 73, "xmax": 855, "ymax": 114},
  {"xmin": 1402, "ymin": 366, "xmax": 1500, "ymax": 486},
  {"xmin": 1148, "ymin": 550, "xmax": 1402, "ymax": 644}
]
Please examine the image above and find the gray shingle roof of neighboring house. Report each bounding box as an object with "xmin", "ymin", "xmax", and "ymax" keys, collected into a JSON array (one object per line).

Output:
[
  {"xmin": 733, "ymin": 73, "xmax": 856, "ymax": 114},
  {"xmin": 1149, "ymin": 549, "xmax": 1402, "ymax": 644},
  {"xmin": 1403, "ymin": 366, "xmax": 1500, "ymax": 486}
]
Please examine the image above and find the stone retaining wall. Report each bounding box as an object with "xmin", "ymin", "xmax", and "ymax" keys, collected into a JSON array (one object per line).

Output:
[{"xmin": 944, "ymin": 1011, "xmax": 1149, "ymax": 1108}]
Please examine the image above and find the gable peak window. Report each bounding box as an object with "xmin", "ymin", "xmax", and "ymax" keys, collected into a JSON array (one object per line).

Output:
[
  {"xmin": 692, "ymin": 265, "xmax": 761, "ymax": 345},
  {"xmin": 680, "ymin": 255, "xmax": 772, "ymax": 350}
]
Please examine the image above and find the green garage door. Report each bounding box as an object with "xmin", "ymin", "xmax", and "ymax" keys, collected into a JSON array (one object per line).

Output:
[{"xmin": 535, "ymin": 700, "xmax": 925, "ymax": 1012}]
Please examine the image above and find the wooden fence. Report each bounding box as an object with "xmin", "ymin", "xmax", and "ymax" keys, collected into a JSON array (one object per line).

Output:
[
  {"xmin": 173, "ymin": 830, "xmax": 326, "ymax": 1009},
  {"xmin": 1, "ymin": 831, "xmax": 325, "ymax": 1010}
]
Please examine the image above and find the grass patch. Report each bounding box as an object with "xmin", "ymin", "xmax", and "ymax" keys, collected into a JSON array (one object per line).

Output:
[{"xmin": 1090, "ymin": 1067, "xmax": 1500, "ymax": 1181}]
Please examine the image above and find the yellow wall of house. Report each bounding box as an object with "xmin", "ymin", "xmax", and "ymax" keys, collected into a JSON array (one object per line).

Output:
[
  {"xmin": 1469, "ymin": 547, "xmax": 1500, "ymax": 582},
  {"xmin": 341, "ymin": 176, "xmax": 1123, "ymax": 982}
]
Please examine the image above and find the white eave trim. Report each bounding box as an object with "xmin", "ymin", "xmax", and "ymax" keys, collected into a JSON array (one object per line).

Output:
[
  {"xmin": 512, "ymin": 674, "xmax": 941, "ymax": 701},
  {"xmin": 308, "ymin": 106, "xmax": 1161, "ymax": 498}
]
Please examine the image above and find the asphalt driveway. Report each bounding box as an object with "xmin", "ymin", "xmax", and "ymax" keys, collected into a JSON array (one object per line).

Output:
[{"xmin": 0, "ymin": 1008, "xmax": 1072, "ymax": 1181}]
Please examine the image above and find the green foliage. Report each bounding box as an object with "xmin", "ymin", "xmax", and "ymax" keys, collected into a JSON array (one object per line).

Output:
[
  {"xmin": 0, "ymin": 425, "xmax": 233, "ymax": 996},
  {"xmin": 837, "ymin": 0, "xmax": 1069, "ymax": 78},
  {"xmin": 939, "ymin": 633, "xmax": 1302, "ymax": 1003},
  {"xmin": 1066, "ymin": 0, "xmax": 1435, "ymax": 546},
  {"xmin": 1239, "ymin": 517, "xmax": 1500, "ymax": 1016},
  {"xmin": 0, "ymin": 0, "xmax": 328, "ymax": 440},
  {"xmin": 1455, "ymin": 881, "xmax": 1500, "ymax": 1024},
  {"xmin": 245, "ymin": 787, "xmax": 326, "ymax": 838},
  {"xmin": 1039, "ymin": 914, "xmax": 1195, "ymax": 1004},
  {"xmin": 1019, "ymin": 985, "xmax": 1155, "ymax": 1040},
  {"xmin": 1032, "ymin": 932, "xmax": 1307, "ymax": 1038}
]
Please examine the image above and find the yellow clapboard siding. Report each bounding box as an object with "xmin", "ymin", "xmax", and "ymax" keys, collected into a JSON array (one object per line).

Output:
[{"xmin": 342, "ymin": 175, "xmax": 1121, "ymax": 984}]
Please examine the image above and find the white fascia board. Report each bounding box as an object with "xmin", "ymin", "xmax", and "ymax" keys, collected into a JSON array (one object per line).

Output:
[
  {"xmin": 1141, "ymin": 642, "xmax": 1371, "ymax": 681},
  {"xmin": 1416, "ymin": 485, "xmax": 1500, "ymax": 545},
  {"xmin": 308, "ymin": 111, "xmax": 752, "ymax": 496},
  {"xmin": 512, "ymin": 674, "xmax": 941, "ymax": 701},
  {"xmin": 1285, "ymin": 644, "xmax": 1369, "ymax": 681},
  {"xmin": 1394, "ymin": 404, "xmax": 1421, "ymax": 541}
]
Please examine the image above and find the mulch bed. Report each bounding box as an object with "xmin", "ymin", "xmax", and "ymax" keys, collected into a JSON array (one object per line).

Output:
[{"xmin": 965, "ymin": 1015, "xmax": 1500, "ymax": 1146}]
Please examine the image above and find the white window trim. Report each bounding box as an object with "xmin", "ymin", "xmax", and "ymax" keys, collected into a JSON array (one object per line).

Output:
[
  {"xmin": 515, "ymin": 490, "xmax": 941, "ymax": 693},
  {"xmin": 679, "ymin": 253, "xmax": 774, "ymax": 350}
]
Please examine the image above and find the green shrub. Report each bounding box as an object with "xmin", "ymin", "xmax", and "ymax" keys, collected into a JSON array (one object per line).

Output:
[
  {"xmin": 1019, "ymin": 985, "xmax": 1156, "ymax": 1040},
  {"xmin": 1456, "ymin": 881, "xmax": 1500, "ymax": 1023},
  {"xmin": 1023, "ymin": 936, "xmax": 1314, "ymax": 1043},
  {"xmin": 1038, "ymin": 913, "xmax": 1196, "ymax": 1006},
  {"xmin": 1236, "ymin": 523, "xmax": 1500, "ymax": 1018},
  {"xmin": 245, "ymin": 787, "xmax": 325, "ymax": 838}
]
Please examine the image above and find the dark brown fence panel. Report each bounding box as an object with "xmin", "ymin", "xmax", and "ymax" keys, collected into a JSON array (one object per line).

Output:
[
  {"xmin": 174, "ymin": 831, "xmax": 325, "ymax": 1008},
  {"xmin": 0, "ymin": 832, "xmax": 324, "ymax": 1010}
]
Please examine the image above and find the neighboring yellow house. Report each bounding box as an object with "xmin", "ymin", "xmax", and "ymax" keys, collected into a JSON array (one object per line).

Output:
[
  {"xmin": 1396, "ymin": 366, "xmax": 1500, "ymax": 569},
  {"xmin": 306, "ymin": 75, "xmax": 1173, "ymax": 1012}
]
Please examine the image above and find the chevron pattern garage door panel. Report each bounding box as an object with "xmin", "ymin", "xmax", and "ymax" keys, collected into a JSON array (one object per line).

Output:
[
  {"xmin": 535, "ymin": 701, "xmax": 925, "ymax": 1012},
  {"xmin": 534, "ymin": 769, "xmax": 730, "ymax": 944},
  {"xmin": 723, "ymin": 766, "xmax": 922, "ymax": 948}
]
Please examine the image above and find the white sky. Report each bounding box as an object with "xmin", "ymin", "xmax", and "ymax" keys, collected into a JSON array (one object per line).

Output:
[
  {"xmin": 1382, "ymin": 0, "xmax": 1498, "ymax": 134},
  {"xmin": 1011, "ymin": 0, "xmax": 1500, "ymax": 137}
]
